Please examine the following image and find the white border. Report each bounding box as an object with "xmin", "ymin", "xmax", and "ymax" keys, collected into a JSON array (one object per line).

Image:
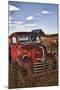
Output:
[{"xmin": 0, "ymin": 0, "xmax": 60, "ymax": 90}]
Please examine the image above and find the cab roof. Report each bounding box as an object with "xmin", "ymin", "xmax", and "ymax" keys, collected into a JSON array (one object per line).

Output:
[{"xmin": 9, "ymin": 32, "xmax": 38, "ymax": 38}]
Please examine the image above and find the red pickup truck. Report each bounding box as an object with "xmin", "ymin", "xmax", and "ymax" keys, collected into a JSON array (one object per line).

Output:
[{"xmin": 9, "ymin": 31, "xmax": 57, "ymax": 73}]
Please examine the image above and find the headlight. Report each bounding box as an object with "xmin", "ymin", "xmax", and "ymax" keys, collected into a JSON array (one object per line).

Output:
[{"xmin": 23, "ymin": 55, "xmax": 28, "ymax": 62}]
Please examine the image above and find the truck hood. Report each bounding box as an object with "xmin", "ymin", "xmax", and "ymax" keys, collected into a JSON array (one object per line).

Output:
[{"xmin": 19, "ymin": 43, "xmax": 47, "ymax": 60}]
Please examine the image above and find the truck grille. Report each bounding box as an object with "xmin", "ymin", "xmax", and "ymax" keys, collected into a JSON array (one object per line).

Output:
[{"xmin": 33, "ymin": 60, "xmax": 44, "ymax": 73}]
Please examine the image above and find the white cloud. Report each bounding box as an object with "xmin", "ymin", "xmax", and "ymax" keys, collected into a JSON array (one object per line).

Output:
[
  {"xmin": 9, "ymin": 4, "xmax": 20, "ymax": 11},
  {"xmin": 26, "ymin": 16, "xmax": 34, "ymax": 21},
  {"xmin": 9, "ymin": 16, "xmax": 13, "ymax": 24},
  {"xmin": 9, "ymin": 15, "xmax": 23, "ymax": 24},
  {"xmin": 9, "ymin": 21, "xmax": 12, "ymax": 24},
  {"xmin": 25, "ymin": 23, "xmax": 36, "ymax": 27},
  {"xmin": 12, "ymin": 21, "xmax": 23, "ymax": 24},
  {"xmin": 41, "ymin": 10, "xmax": 54, "ymax": 14},
  {"xmin": 9, "ymin": 16, "xmax": 12, "ymax": 21}
]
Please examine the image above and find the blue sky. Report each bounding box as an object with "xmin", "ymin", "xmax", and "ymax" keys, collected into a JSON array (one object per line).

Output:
[{"xmin": 8, "ymin": 1, "xmax": 58, "ymax": 35}]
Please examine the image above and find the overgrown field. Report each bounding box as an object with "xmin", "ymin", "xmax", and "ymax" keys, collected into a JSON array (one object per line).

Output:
[{"xmin": 9, "ymin": 44, "xmax": 58, "ymax": 88}]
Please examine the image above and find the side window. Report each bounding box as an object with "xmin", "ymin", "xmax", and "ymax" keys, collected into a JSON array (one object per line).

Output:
[{"xmin": 12, "ymin": 36, "xmax": 17, "ymax": 44}]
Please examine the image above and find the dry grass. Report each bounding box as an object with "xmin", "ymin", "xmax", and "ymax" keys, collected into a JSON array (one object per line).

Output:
[
  {"xmin": 9, "ymin": 45, "xmax": 58, "ymax": 89},
  {"xmin": 9, "ymin": 63, "xmax": 58, "ymax": 89}
]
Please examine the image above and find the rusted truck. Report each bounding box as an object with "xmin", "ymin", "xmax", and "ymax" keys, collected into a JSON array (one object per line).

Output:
[{"xmin": 9, "ymin": 31, "xmax": 57, "ymax": 73}]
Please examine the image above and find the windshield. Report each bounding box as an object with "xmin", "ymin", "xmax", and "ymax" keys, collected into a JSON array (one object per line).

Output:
[
  {"xmin": 18, "ymin": 35, "xmax": 30, "ymax": 43},
  {"xmin": 18, "ymin": 34, "xmax": 40, "ymax": 44}
]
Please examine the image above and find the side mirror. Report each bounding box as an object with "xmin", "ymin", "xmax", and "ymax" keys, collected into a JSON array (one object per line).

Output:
[{"xmin": 12, "ymin": 36, "xmax": 17, "ymax": 44}]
